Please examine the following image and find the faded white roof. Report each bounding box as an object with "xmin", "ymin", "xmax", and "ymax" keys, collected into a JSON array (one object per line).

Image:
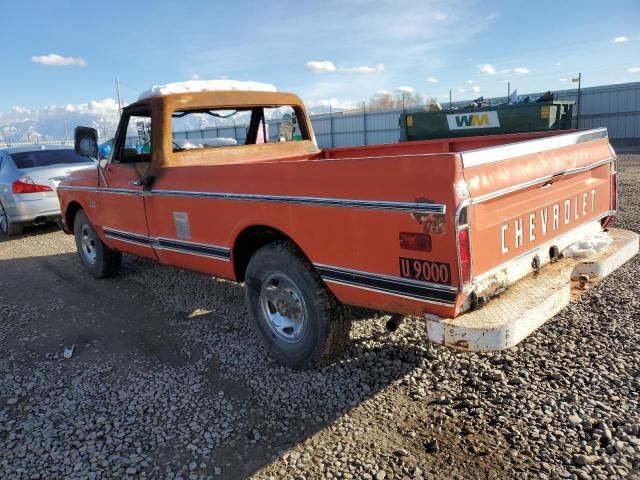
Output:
[{"xmin": 138, "ymin": 80, "xmax": 278, "ymax": 100}]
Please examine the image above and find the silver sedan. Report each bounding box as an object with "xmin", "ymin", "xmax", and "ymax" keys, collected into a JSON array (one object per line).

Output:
[{"xmin": 0, "ymin": 145, "xmax": 97, "ymax": 237}]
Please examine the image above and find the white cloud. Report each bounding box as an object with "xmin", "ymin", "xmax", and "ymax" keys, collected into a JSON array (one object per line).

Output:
[
  {"xmin": 472, "ymin": 85, "xmax": 480, "ymax": 93},
  {"xmin": 63, "ymin": 98, "xmax": 120, "ymax": 116},
  {"xmin": 467, "ymin": 80, "xmax": 473, "ymax": 84},
  {"xmin": 478, "ymin": 64, "xmax": 496, "ymax": 75},
  {"xmin": 305, "ymin": 61, "xmax": 337, "ymax": 73},
  {"xmin": 31, "ymin": 53, "xmax": 86, "ymax": 67},
  {"xmin": 190, "ymin": 73, "xmax": 200, "ymax": 80},
  {"xmin": 629, "ymin": 67, "xmax": 640, "ymax": 72},
  {"xmin": 396, "ymin": 86, "xmax": 415, "ymax": 94},
  {"xmin": 305, "ymin": 98, "xmax": 356, "ymax": 111},
  {"xmin": 305, "ymin": 60, "xmax": 383, "ymax": 74},
  {"xmin": 614, "ymin": 36, "xmax": 629, "ymax": 43},
  {"xmin": 559, "ymin": 77, "xmax": 568, "ymax": 82},
  {"xmin": 340, "ymin": 64, "xmax": 384, "ymax": 74},
  {"xmin": 376, "ymin": 90, "xmax": 392, "ymax": 95},
  {"xmin": 457, "ymin": 88, "xmax": 466, "ymax": 93},
  {"xmin": 512, "ymin": 67, "xmax": 530, "ymax": 74},
  {"xmin": 434, "ymin": 12, "xmax": 447, "ymax": 20},
  {"xmin": 11, "ymin": 106, "xmax": 32, "ymax": 115},
  {"xmin": 427, "ymin": 77, "xmax": 439, "ymax": 83}
]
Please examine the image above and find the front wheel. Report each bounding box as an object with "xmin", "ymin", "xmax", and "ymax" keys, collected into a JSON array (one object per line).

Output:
[
  {"xmin": 73, "ymin": 210, "xmax": 122, "ymax": 278},
  {"xmin": 244, "ymin": 240, "xmax": 352, "ymax": 369}
]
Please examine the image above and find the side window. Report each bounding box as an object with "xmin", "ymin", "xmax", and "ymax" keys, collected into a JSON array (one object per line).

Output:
[
  {"xmin": 170, "ymin": 105, "xmax": 307, "ymax": 153},
  {"xmin": 112, "ymin": 108, "xmax": 152, "ymax": 163},
  {"xmin": 264, "ymin": 106, "xmax": 302, "ymax": 142}
]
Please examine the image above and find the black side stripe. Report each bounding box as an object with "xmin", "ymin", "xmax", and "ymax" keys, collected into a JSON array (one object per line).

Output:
[
  {"xmin": 103, "ymin": 229, "xmax": 230, "ymax": 260},
  {"xmin": 104, "ymin": 229, "xmax": 151, "ymax": 246},
  {"xmin": 102, "ymin": 227, "xmax": 455, "ymax": 304},
  {"xmin": 156, "ymin": 238, "xmax": 231, "ymax": 260},
  {"xmin": 316, "ymin": 265, "xmax": 457, "ymax": 304}
]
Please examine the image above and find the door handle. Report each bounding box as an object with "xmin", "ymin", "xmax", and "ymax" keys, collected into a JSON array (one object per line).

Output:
[{"xmin": 129, "ymin": 180, "xmax": 143, "ymax": 186}]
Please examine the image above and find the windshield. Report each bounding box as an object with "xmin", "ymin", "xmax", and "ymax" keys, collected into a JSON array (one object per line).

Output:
[{"xmin": 11, "ymin": 149, "xmax": 95, "ymax": 169}]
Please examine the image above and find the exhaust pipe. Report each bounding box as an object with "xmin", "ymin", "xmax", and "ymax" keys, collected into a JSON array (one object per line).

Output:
[
  {"xmin": 385, "ymin": 314, "xmax": 405, "ymax": 332},
  {"xmin": 32, "ymin": 217, "xmax": 47, "ymax": 226}
]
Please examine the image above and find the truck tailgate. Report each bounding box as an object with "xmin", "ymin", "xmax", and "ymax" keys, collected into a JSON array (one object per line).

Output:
[{"xmin": 460, "ymin": 128, "xmax": 615, "ymax": 296}]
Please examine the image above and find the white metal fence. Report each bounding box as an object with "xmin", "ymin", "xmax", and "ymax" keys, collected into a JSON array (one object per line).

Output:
[
  {"xmin": 309, "ymin": 81, "xmax": 640, "ymax": 148},
  {"xmin": 3, "ymin": 81, "xmax": 639, "ymax": 149}
]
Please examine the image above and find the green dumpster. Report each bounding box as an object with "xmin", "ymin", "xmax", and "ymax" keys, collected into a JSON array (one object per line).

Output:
[{"xmin": 399, "ymin": 101, "xmax": 574, "ymax": 142}]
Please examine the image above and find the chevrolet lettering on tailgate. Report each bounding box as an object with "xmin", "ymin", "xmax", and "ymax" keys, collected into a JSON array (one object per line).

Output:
[{"xmin": 501, "ymin": 188, "xmax": 597, "ymax": 254}]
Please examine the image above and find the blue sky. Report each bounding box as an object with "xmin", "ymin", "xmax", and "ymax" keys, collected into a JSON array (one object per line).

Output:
[{"xmin": 0, "ymin": 0, "xmax": 639, "ymax": 131}]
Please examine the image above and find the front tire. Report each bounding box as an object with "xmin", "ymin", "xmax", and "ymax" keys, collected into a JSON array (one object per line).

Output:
[
  {"xmin": 245, "ymin": 240, "xmax": 352, "ymax": 369},
  {"xmin": 73, "ymin": 210, "xmax": 121, "ymax": 278},
  {"xmin": 0, "ymin": 201, "xmax": 23, "ymax": 237}
]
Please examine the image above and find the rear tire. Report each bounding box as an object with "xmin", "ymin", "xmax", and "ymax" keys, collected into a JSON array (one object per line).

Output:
[
  {"xmin": 73, "ymin": 210, "xmax": 121, "ymax": 278},
  {"xmin": 245, "ymin": 240, "xmax": 352, "ymax": 369},
  {"xmin": 0, "ymin": 201, "xmax": 23, "ymax": 237}
]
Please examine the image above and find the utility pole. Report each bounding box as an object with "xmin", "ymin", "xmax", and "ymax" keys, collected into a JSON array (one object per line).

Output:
[
  {"xmin": 116, "ymin": 76, "xmax": 123, "ymax": 116},
  {"xmin": 329, "ymin": 104, "xmax": 334, "ymax": 148},
  {"xmin": 362, "ymin": 102, "xmax": 368, "ymax": 146},
  {"xmin": 574, "ymin": 72, "xmax": 582, "ymax": 129},
  {"xmin": 449, "ymin": 89, "xmax": 452, "ymax": 109},
  {"xmin": 63, "ymin": 119, "xmax": 68, "ymax": 143},
  {"xmin": 507, "ymin": 81, "xmax": 510, "ymax": 102}
]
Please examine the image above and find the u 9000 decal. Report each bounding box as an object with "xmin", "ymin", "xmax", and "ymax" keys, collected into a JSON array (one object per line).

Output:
[{"xmin": 399, "ymin": 257, "xmax": 451, "ymax": 285}]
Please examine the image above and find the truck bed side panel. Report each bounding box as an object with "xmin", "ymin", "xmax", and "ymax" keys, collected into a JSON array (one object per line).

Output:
[{"xmin": 144, "ymin": 152, "xmax": 465, "ymax": 317}]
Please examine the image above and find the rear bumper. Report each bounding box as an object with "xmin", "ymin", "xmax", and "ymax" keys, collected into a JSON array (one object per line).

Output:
[
  {"xmin": 426, "ymin": 228, "xmax": 639, "ymax": 351},
  {"xmin": 5, "ymin": 194, "xmax": 61, "ymax": 223}
]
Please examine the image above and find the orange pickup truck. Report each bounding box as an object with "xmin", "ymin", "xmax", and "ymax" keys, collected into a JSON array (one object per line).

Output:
[{"xmin": 59, "ymin": 83, "xmax": 638, "ymax": 368}]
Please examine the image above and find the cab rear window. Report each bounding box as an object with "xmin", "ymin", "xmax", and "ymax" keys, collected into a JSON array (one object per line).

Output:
[{"xmin": 11, "ymin": 150, "xmax": 93, "ymax": 169}]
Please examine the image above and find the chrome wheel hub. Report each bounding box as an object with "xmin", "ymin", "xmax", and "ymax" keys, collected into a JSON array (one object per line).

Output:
[
  {"xmin": 259, "ymin": 272, "xmax": 307, "ymax": 343},
  {"xmin": 80, "ymin": 224, "xmax": 97, "ymax": 264}
]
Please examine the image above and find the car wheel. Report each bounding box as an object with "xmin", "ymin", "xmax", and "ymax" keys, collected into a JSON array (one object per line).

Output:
[
  {"xmin": 73, "ymin": 210, "xmax": 122, "ymax": 278},
  {"xmin": 0, "ymin": 201, "xmax": 23, "ymax": 237},
  {"xmin": 244, "ymin": 240, "xmax": 352, "ymax": 369}
]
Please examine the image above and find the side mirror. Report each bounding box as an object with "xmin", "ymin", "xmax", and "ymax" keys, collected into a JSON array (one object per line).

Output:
[{"xmin": 74, "ymin": 126, "xmax": 98, "ymax": 158}]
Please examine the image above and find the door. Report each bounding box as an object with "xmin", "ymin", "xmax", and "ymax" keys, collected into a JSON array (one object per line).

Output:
[{"xmin": 97, "ymin": 106, "xmax": 156, "ymax": 260}]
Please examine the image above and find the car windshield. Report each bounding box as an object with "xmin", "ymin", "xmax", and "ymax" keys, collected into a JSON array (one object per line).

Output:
[{"xmin": 11, "ymin": 149, "xmax": 94, "ymax": 169}]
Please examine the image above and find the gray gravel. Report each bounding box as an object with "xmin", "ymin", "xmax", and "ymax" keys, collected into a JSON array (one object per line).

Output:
[{"xmin": 0, "ymin": 155, "xmax": 639, "ymax": 479}]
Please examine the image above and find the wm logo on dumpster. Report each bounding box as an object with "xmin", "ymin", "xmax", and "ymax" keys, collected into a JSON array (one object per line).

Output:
[{"xmin": 446, "ymin": 111, "xmax": 500, "ymax": 130}]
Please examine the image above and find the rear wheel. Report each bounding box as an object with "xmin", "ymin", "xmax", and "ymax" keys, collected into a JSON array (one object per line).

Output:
[
  {"xmin": 73, "ymin": 210, "xmax": 121, "ymax": 278},
  {"xmin": 0, "ymin": 201, "xmax": 23, "ymax": 237},
  {"xmin": 245, "ymin": 240, "xmax": 352, "ymax": 369}
]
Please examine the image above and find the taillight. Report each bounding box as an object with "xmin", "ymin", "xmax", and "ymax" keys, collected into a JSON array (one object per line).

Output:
[
  {"xmin": 457, "ymin": 204, "xmax": 471, "ymax": 287},
  {"xmin": 399, "ymin": 232, "xmax": 432, "ymax": 251},
  {"xmin": 458, "ymin": 227, "xmax": 471, "ymax": 286},
  {"xmin": 12, "ymin": 177, "xmax": 53, "ymax": 194}
]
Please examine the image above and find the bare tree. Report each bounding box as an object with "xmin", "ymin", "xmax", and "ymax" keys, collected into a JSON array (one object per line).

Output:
[{"xmin": 368, "ymin": 91, "xmax": 425, "ymax": 110}]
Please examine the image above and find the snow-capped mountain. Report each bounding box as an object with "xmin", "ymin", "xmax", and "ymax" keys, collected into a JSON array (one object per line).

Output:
[{"xmin": 0, "ymin": 99, "xmax": 120, "ymax": 145}]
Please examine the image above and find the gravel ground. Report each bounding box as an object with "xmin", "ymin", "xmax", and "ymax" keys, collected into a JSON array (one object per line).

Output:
[{"xmin": 0, "ymin": 155, "xmax": 639, "ymax": 480}]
